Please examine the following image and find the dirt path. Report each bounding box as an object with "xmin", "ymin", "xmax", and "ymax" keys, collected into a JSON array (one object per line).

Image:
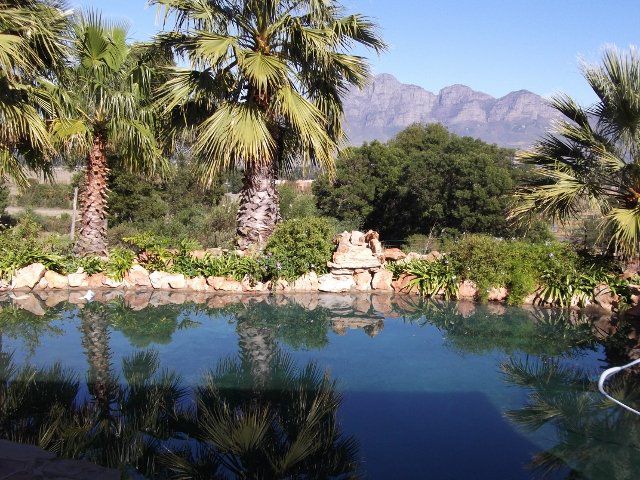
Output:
[{"xmin": 6, "ymin": 206, "xmax": 74, "ymax": 217}]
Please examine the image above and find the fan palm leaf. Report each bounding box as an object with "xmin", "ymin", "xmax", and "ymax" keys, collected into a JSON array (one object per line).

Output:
[
  {"xmin": 512, "ymin": 47, "xmax": 640, "ymax": 256},
  {"xmin": 153, "ymin": 0, "xmax": 385, "ymax": 249}
]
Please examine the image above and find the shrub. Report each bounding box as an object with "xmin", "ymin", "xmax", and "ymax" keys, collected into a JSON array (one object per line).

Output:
[
  {"xmin": 0, "ymin": 181, "xmax": 8, "ymax": 214},
  {"xmin": 403, "ymin": 259, "xmax": 459, "ymax": 300},
  {"xmin": 14, "ymin": 179, "xmax": 72, "ymax": 208},
  {"xmin": 106, "ymin": 248, "xmax": 135, "ymax": 280},
  {"xmin": 264, "ymin": 217, "xmax": 334, "ymax": 279},
  {"xmin": 278, "ymin": 183, "xmax": 318, "ymax": 220}
]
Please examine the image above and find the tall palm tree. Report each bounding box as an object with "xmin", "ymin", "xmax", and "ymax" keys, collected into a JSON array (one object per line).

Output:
[
  {"xmin": 52, "ymin": 12, "xmax": 167, "ymax": 256},
  {"xmin": 153, "ymin": 0, "xmax": 385, "ymax": 249},
  {"xmin": 0, "ymin": 0, "xmax": 68, "ymax": 186},
  {"xmin": 511, "ymin": 48, "xmax": 640, "ymax": 257}
]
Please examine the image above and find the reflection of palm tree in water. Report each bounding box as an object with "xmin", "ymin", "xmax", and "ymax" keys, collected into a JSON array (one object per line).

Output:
[
  {"xmin": 80, "ymin": 303, "xmax": 114, "ymax": 414},
  {"xmin": 236, "ymin": 321, "xmax": 276, "ymax": 385},
  {"xmin": 502, "ymin": 356, "xmax": 640, "ymax": 479}
]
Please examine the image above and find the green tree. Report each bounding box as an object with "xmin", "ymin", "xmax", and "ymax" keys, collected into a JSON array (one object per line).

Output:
[
  {"xmin": 0, "ymin": 0, "xmax": 68, "ymax": 185},
  {"xmin": 51, "ymin": 12, "xmax": 167, "ymax": 256},
  {"xmin": 315, "ymin": 124, "xmax": 517, "ymax": 239},
  {"xmin": 512, "ymin": 48, "xmax": 640, "ymax": 256},
  {"xmin": 154, "ymin": 0, "xmax": 385, "ymax": 249}
]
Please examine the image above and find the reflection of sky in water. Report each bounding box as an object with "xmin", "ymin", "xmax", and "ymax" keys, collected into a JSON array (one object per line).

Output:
[{"xmin": 0, "ymin": 299, "xmax": 627, "ymax": 479}]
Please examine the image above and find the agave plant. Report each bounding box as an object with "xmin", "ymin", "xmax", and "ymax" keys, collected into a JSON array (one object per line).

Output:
[
  {"xmin": 50, "ymin": 11, "xmax": 168, "ymax": 256},
  {"xmin": 511, "ymin": 48, "xmax": 640, "ymax": 257},
  {"xmin": 0, "ymin": 0, "xmax": 68, "ymax": 185},
  {"xmin": 153, "ymin": 0, "xmax": 385, "ymax": 249}
]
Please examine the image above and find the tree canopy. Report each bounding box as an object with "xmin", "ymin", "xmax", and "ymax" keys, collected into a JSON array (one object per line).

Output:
[{"xmin": 314, "ymin": 123, "xmax": 519, "ymax": 240}]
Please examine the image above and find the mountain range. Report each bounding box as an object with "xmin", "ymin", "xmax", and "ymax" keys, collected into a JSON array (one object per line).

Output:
[{"xmin": 342, "ymin": 73, "xmax": 559, "ymax": 149}]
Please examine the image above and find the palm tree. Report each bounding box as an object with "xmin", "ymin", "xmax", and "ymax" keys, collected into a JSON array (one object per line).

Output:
[
  {"xmin": 52, "ymin": 12, "xmax": 167, "ymax": 256},
  {"xmin": 0, "ymin": 0, "xmax": 68, "ymax": 186},
  {"xmin": 153, "ymin": 0, "xmax": 385, "ymax": 249},
  {"xmin": 511, "ymin": 48, "xmax": 640, "ymax": 257}
]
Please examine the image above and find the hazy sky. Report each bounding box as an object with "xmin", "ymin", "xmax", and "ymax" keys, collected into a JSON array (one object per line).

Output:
[{"xmin": 75, "ymin": 0, "xmax": 638, "ymax": 104}]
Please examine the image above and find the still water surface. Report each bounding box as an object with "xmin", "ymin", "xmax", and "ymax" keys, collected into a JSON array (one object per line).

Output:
[{"xmin": 1, "ymin": 293, "xmax": 638, "ymax": 479}]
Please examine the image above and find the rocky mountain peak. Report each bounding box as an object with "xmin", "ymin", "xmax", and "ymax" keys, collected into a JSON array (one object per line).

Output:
[{"xmin": 343, "ymin": 74, "xmax": 559, "ymax": 148}]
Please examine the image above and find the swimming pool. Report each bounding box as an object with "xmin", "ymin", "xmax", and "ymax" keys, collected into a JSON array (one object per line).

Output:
[{"xmin": 1, "ymin": 293, "xmax": 638, "ymax": 479}]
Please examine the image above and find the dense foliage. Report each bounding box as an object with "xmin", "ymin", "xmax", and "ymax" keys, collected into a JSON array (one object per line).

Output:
[
  {"xmin": 314, "ymin": 124, "xmax": 531, "ymax": 240},
  {"xmin": 264, "ymin": 217, "xmax": 335, "ymax": 280},
  {"xmin": 512, "ymin": 48, "xmax": 640, "ymax": 256},
  {"xmin": 390, "ymin": 234, "xmax": 628, "ymax": 306}
]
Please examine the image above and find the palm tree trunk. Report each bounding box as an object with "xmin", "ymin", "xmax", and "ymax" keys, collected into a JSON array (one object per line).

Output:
[
  {"xmin": 236, "ymin": 161, "xmax": 281, "ymax": 251},
  {"xmin": 75, "ymin": 131, "xmax": 109, "ymax": 256}
]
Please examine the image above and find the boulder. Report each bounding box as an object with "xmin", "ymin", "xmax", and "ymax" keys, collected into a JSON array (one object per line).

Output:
[
  {"xmin": 291, "ymin": 272, "xmax": 320, "ymax": 292},
  {"xmin": 207, "ymin": 276, "xmax": 226, "ymax": 290},
  {"xmin": 167, "ymin": 274, "xmax": 187, "ymax": 289},
  {"xmin": 275, "ymin": 279, "xmax": 291, "ymax": 292},
  {"xmin": 149, "ymin": 271, "xmax": 171, "ymax": 289},
  {"xmin": 68, "ymin": 272, "xmax": 89, "ymax": 288},
  {"xmin": 371, "ymin": 269, "xmax": 393, "ymax": 291},
  {"xmin": 87, "ymin": 273, "xmax": 107, "ymax": 288},
  {"xmin": 392, "ymin": 274, "xmax": 419, "ymax": 294},
  {"xmin": 422, "ymin": 251, "xmax": 443, "ymax": 262},
  {"xmin": 457, "ymin": 280, "xmax": 477, "ymax": 300},
  {"xmin": 593, "ymin": 283, "xmax": 619, "ymax": 312},
  {"xmin": 11, "ymin": 263, "xmax": 46, "ymax": 290},
  {"xmin": 189, "ymin": 250, "xmax": 208, "ymax": 260},
  {"xmin": 126, "ymin": 265, "xmax": 151, "ymax": 287},
  {"xmin": 354, "ymin": 271, "xmax": 372, "ymax": 291},
  {"xmin": 33, "ymin": 277, "xmax": 49, "ymax": 290},
  {"xmin": 331, "ymin": 245, "xmax": 381, "ymax": 269},
  {"xmin": 402, "ymin": 252, "xmax": 422, "ymax": 263},
  {"xmin": 103, "ymin": 276, "xmax": 124, "ymax": 288},
  {"xmin": 487, "ymin": 286, "xmax": 508, "ymax": 302},
  {"xmin": 218, "ymin": 278, "xmax": 244, "ymax": 292},
  {"xmin": 242, "ymin": 279, "xmax": 270, "ymax": 292},
  {"xmin": 383, "ymin": 248, "xmax": 406, "ymax": 261},
  {"xmin": 318, "ymin": 274, "xmax": 355, "ymax": 293},
  {"xmin": 186, "ymin": 276, "xmax": 209, "ymax": 292},
  {"xmin": 350, "ymin": 230, "xmax": 366, "ymax": 245}
]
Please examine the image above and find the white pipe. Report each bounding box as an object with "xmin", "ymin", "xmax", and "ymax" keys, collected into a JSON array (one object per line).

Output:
[{"xmin": 598, "ymin": 358, "xmax": 640, "ymax": 416}]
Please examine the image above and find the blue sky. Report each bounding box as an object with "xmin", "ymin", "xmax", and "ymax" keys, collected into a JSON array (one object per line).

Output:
[{"xmin": 76, "ymin": 0, "xmax": 638, "ymax": 104}]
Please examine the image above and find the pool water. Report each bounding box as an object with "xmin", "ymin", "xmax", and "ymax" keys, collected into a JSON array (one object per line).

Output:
[{"xmin": 1, "ymin": 293, "xmax": 638, "ymax": 479}]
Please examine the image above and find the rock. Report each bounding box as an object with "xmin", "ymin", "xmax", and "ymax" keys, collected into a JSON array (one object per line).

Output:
[
  {"xmin": 44, "ymin": 270, "xmax": 69, "ymax": 288},
  {"xmin": 457, "ymin": 280, "xmax": 477, "ymax": 299},
  {"xmin": 318, "ymin": 274, "xmax": 355, "ymax": 292},
  {"xmin": 403, "ymin": 252, "xmax": 422, "ymax": 263},
  {"xmin": 354, "ymin": 271, "xmax": 372, "ymax": 291},
  {"xmin": 291, "ymin": 272, "xmax": 319, "ymax": 292},
  {"xmin": 68, "ymin": 272, "xmax": 89, "ymax": 288},
  {"xmin": 370, "ymin": 239, "xmax": 384, "ymax": 255},
  {"xmin": 11, "ymin": 263, "xmax": 46, "ymax": 290},
  {"xmin": 371, "ymin": 269, "xmax": 393, "ymax": 291},
  {"xmin": 593, "ymin": 283, "xmax": 619, "ymax": 312},
  {"xmin": 383, "ymin": 248, "xmax": 406, "ymax": 261},
  {"xmin": 371, "ymin": 294, "xmax": 393, "ymax": 314},
  {"xmin": 189, "ymin": 250, "xmax": 208, "ymax": 260},
  {"xmin": 103, "ymin": 276, "xmax": 124, "ymax": 288},
  {"xmin": 126, "ymin": 265, "xmax": 151, "ymax": 287},
  {"xmin": 124, "ymin": 290, "xmax": 152, "ymax": 310},
  {"xmin": 44, "ymin": 290, "xmax": 69, "ymax": 308},
  {"xmin": 149, "ymin": 271, "xmax": 171, "ymax": 289},
  {"xmin": 33, "ymin": 277, "xmax": 49, "ymax": 290},
  {"xmin": 275, "ymin": 279, "xmax": 291, "ymax": 292},
  {"xmin": 392, "ymin": 274, "xmax": 419, "ymax": 294},
  {"xmin": 206, "ymin": 247, "xmax": 224, "ymax": 256},
  {"xmin": 364, "ymin": 230, "xmax": 380, "ymax": 243},
  {"xmin": 68, "ymin": 291, "xmax": 89, "ymax": 305},
  {"xmin": 167, "ymin": 274, "xmax": 187, "ymax": 289},
  {"xmin": 218, "ymin": 278, "xmax": 243, "ymax": 292},
  {"xmin": 87, "ymin": 273, "xmax": 107, "ymax": 288},
  {"xmin": 487, "ymin": 286, "xmax": 508, "ymax": 302},
  {"xmin": 242, "ymin": 279, "xmax": 270, "ymax": 292},
  {"xmin": 456, "ymin": 300, "xmax": 477, "ymax": 318},
  {"xmin": 186, "ymin": 276, "xmax": 209, "ymax": 292},
  {"xmin": 350, "ymin": 230, "xmax": 366, "ymax": 245},
  {"xmin": 207, "ymin": 276, "xmax": 226, "ymax": 290},
  {"xmin": 422, "ymin": 251, "xmax": 443, "ymax": 262},
  {"xmin": 331, "ymin": 245, "xmax": 381, "ymax": 269}
]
